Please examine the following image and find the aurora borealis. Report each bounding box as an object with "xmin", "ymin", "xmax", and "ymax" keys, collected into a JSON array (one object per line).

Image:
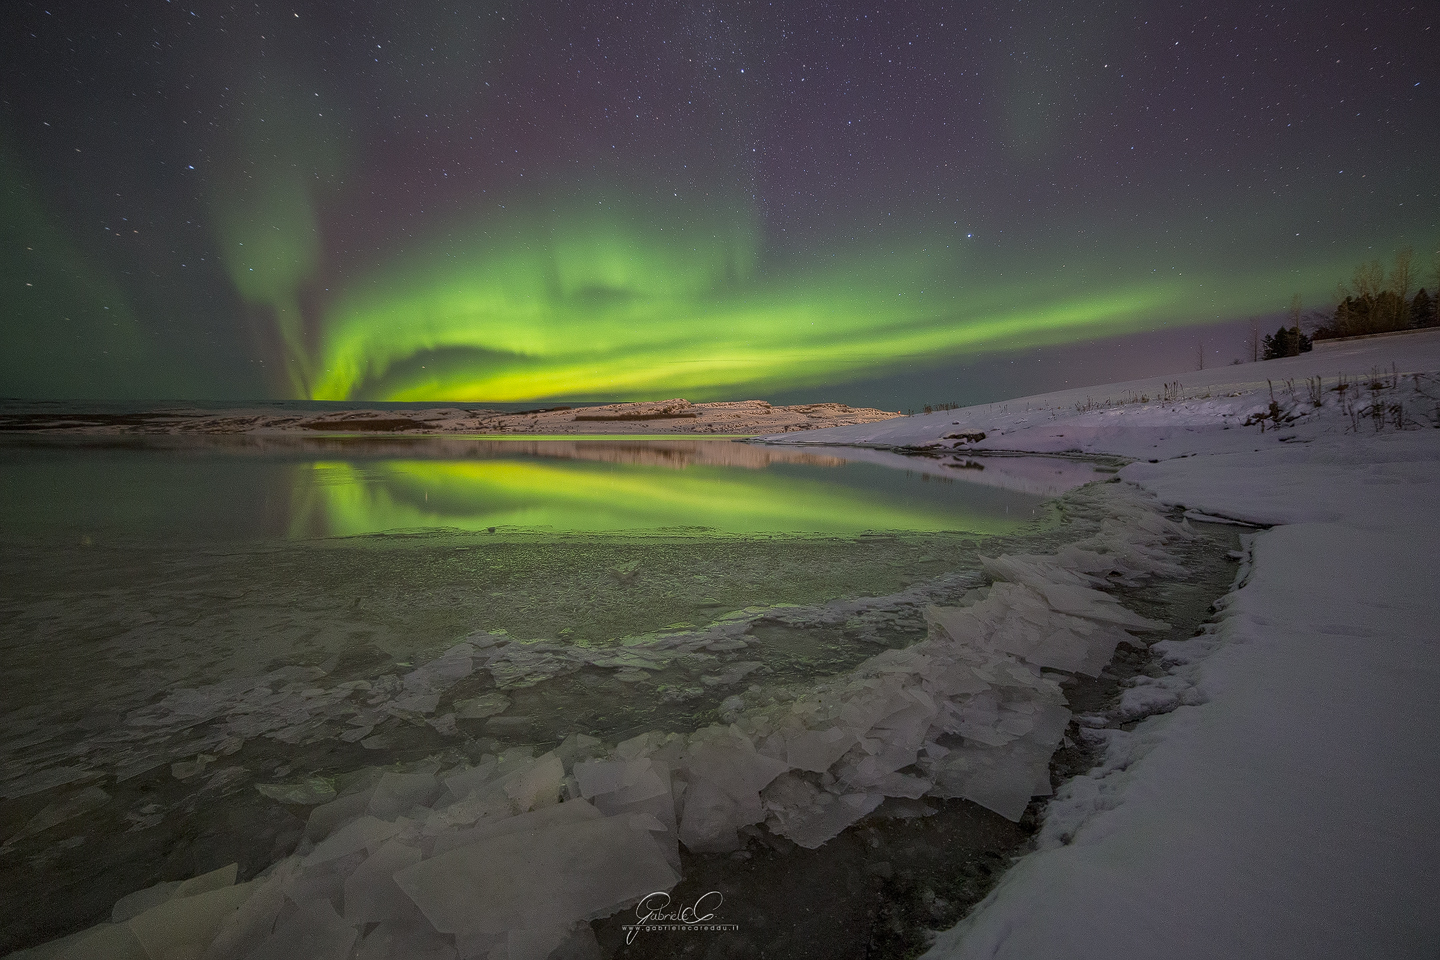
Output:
[{"xmin": 2, "ymin": 1, "xmax": 1437, "ymax": 404}]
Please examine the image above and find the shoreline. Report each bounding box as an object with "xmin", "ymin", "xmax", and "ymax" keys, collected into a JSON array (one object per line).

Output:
[
  {"xmin": 763, "ymin": 331, "xmax": 1440, "ymax": 958},
  {"xmin": 0, "ymin": 398, "xmax": 901, "ymax": 438}
]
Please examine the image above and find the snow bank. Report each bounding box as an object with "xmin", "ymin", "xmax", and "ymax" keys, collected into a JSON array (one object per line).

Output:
[
  {"xmin": 925, "ymin": 491, "xmax": 1440, "ymax": 959},
  {"xmin": 753, "ymin": 335, "xmax": 1440, "ymax": 958},
  {"xmin": 762, "ymin": 327, "xmax": 1440, "ymax": 458}
]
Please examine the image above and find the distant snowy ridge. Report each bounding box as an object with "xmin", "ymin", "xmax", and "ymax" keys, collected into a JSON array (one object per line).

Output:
[{"xmin": 0, "ymin": 399, "xmax": 900, "ymax": 438}]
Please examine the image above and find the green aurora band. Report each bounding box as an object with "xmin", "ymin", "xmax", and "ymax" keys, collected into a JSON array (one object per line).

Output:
[
  {"xmin": 210, "ymin": 87, "xmax": 350, "ymax": 398},
  {"xmin": 311, "ymin": 200, "xmax": 1167, "ymax": 401},
  {"xmin": 299, "ymin": 189, "xmax": 1377, "ymax": 403},
  {"xmin": 1, "ymin": 128, "xmax": 148, "ymax": 397}
]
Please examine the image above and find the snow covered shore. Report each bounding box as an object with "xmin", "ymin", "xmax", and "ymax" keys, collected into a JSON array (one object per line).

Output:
[{"xmin": 768, "ymin": 329, "xmax": 1440, "ymax": 959}]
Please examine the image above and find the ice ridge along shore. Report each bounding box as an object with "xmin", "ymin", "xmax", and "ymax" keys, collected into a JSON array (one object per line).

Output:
[{"xmin": 766, "ymin": 328, "xmax": 1440, "ymax": 960}]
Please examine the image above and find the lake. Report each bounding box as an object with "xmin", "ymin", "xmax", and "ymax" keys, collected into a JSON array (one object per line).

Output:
[{"xmin": 0, "ymin": 435, "xmax": 1153, "ymax": 955}]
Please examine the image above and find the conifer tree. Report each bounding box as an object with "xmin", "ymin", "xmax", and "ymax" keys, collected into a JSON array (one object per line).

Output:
[
  {"xmin": 1412, "ymin": 289, "xmax": 1436, "ymax": 328},
  {"xmin": 1261, "ymin": 326, "xmax": 1312, "ymax": 360}
]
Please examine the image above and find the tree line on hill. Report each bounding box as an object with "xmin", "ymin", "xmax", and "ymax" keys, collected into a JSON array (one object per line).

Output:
[
  {"xmin": 1254, "ymin": 248, "xmax": 1439, "ymax": 361},
  {"xmin": 1316, "ymin": 247, "xmax": 1439, "ymax": 340}
]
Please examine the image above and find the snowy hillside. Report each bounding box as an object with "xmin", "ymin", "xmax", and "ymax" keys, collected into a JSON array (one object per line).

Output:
[{"xmin": 770, "ymin": 329, "xmax": 1440, "ymax": 959}]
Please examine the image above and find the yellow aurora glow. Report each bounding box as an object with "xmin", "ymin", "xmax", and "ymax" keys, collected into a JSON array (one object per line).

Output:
[{"xmin": 295, "ymin": 454, "xmax": 1040, "ymax": 538}]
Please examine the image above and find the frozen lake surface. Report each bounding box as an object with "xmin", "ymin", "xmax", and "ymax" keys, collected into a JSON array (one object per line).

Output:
[
  {"xmin": 0, "ymin": 436, "xmax": 1074, "ymax": 774},
  {"xmin": 0, "ymin": 435, "xmax": 1230, "ymax": 958}
]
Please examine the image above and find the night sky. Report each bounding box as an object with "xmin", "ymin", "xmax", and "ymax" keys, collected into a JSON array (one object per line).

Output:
[{"xmin": 2, "ymin": 1, "xmax": 1437, "ymax": 405}]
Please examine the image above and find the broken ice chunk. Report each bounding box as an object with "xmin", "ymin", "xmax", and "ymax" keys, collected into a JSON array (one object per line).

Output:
[
  {"xmin": 111, "ymin": 863, "xmax": 239, "ymax": 923},
  {"xmin": 573, "ymin": 760, "xmax": 629, "ymax": 799},
  {"xmin": 783, "ymin": 727, "xmax": 856, "ymax": 773},
  {"xmin": 554, "ymin": 733, "xmax": 606, "ymax": 767},
  {"xmin": 243, "ymin": 898, "xmax": 357, "ymax": 960},
  {"xmin": 428, "ymin": 798, "xmax": 604, "ymax": 857},
  {"xmin": 7, "ymin": 919, "xmax": 148, "ymax": 959},
  {"xmin": 441, "ymin": 758, "xmax": 498, "ymax": 799},
  {"xmin": 0, "ymin": 766, "xmax": 102, "ymax": 800},
  {"xmin": 676, "ymin": 777, "xmax": 758, "ymax": 853},
  {"xmin": 171, "ymin": 755, "xmax": 216, "ymax": 780},
  {"xmin": 401, "ymin": 642, "xmax": 477, "ymax": 696},
  {"xmin": 503, "ymin": 752, "xmax": 564, "ymax": 811},
  {"xmin": 699, "ymin": 661, "xmax": 763, "ymax": 688},
  {"xmin": 306, "ymin": 784, "xmax": 379, "ymax": 843},
  {"xmin": 929, "ymin": 701, "xmax": 1070, "ymax": 821},
  {"xmin": 923, "ymin": 660, "xmax": 991, "ymax": 696},
  {"xmin": 125, "ymin": 878, "xmax": 255, "ymax": 960},
  {"xmin": 394, "ymin": 813, "xmax": 679, "ymax": 940},
  {"xmin": 569, "ymin": 759, "xmax": 677, "ymax": 868},
  {"xmin": 171, "ymin": 862, "xmax": 239, "ymax": 900},
  {"xmin": 837, "ymin": 742, "xmax": 922, "ymax": 790},
  {"xmin": 684, "ymin": 729, "xmax": 789, "ymax": 797},
  {"xmin": 615, "ymin": 732, "xmax": 664, "ymax": 761},
  {"xmin": 677, "ymin": 729, "xmax": 789, "ymax": 852},
  {"xmin": 502, "ymin": 923, "xmax": 578, "ymax": 960},
  {"xmin": 203, "ymin": 858, "xmax": 302, "ymax": 960},
  {"xmin": 981, "ymin": 554, "xmax": 1089, "ymax": 590},
  {"xmin": 866, "ymin": 772, "xmax": 931, "ymax": 799},
  {"xmin": 453, "ymin": 692, "xmax": 510, "ymax": 720},
  {"xmin": 356, "ymin": 919, "xmax": 457, "ymax": 960},
  {"xmin": 256, "ymin": 778, "xmax": 336, "ymax": 806},
  {"xmin": 421, "ymin": 784, "xmax": 514, "ymax": 834},
  {"xmin": 368, "ymin": 770, "xmax": 440, "ymax": 819},
  {"xmin": 604, "ymin": 762, "xmax": 670, "ymax": 807},
  {"xmin": 288, "ymin": 852, "xmax": 362, "ymax": 910},
  {"xmin": 8, "ymin": 786, "xmax": 109, "ymax": 843},
  {"xmin": 385, "ymin": 692, "xmax": 441, "ymax": 716},
  {"xmin": 343, "ymin": 839, "xmax": 423, "ymax": 924},
  {"xmin": 930, "ymin": 740, "xmax": 1052, "ymax": 821},
  {"xmin": 763, "ymin": 775, "xmax": 883, "ymax": 849},
  {"xmin": 112, "ymin": 879, "xmax": 183, "ymax": 924},
  {"xmin": 1037, "ymin": 583, "xmax": 1169, "ymax": 630},
  {"xmin": 304, "ymin": 815, "xmax": 400, "ymax": 866},
  {"xmin": 925, "ymin": 604, "xmax": 987, "ymax": 648},
  {"xmin": 860, "ymin": 648, "xmax": 934, "ymax": 677},
  {"xmin": 540, "ymin": 922, "xmax": 603, "ymax": 960}
]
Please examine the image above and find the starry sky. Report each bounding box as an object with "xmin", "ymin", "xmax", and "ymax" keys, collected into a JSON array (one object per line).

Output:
[{"xmin": 2, "ymin": 0, "xmax": 1437, "ymax": 405}]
